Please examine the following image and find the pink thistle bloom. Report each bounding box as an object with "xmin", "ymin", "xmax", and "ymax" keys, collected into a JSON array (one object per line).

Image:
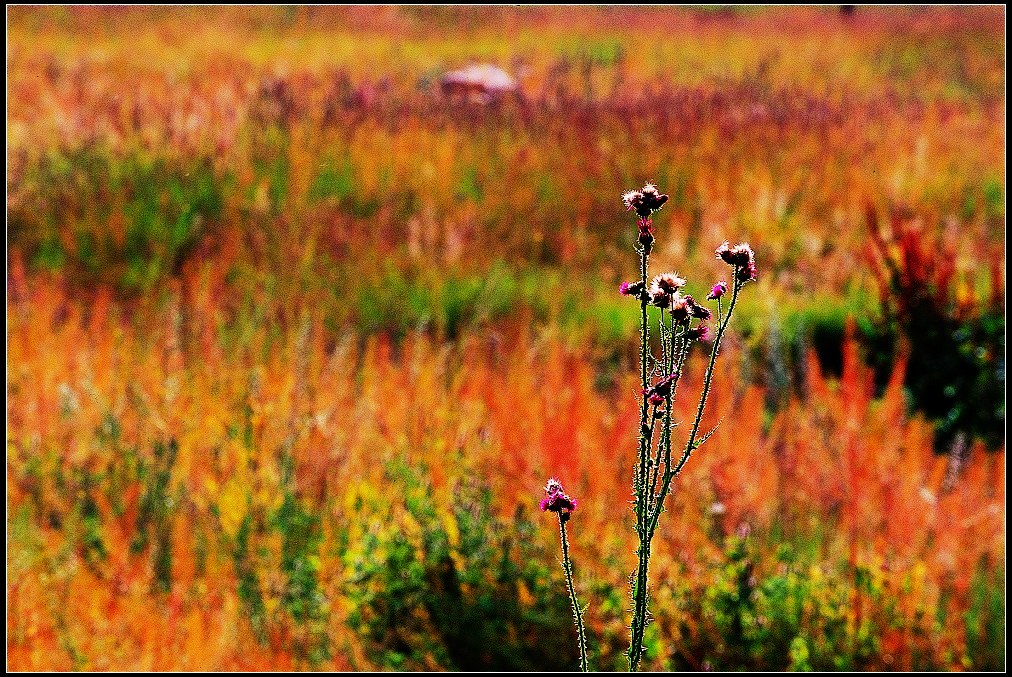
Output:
[
  {"xmin": 540, "ymin": 478, "xmax": 577, "ymax": 515},
  {"xmin": 644, "ymin": 374, "xmax": 676, "ymax": 400},
  {"xmin": 620, "ymin": 281, "xmax": 645, "ymax": 298},
  {"xmin": 707, "ymin": 280, "xmax": 728, "ymax": 300}
]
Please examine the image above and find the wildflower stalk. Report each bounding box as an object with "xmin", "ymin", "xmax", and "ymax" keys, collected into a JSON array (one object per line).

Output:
[
  {"xmin": 620, "ymin": 187, "xmax": 754, "ymax": 671},
  {"xmin": 629, "ymin": 280, "xmax": 743, "ymax": 670},
  {"xmin": 540, "ymin": 479, "xmax": 587, "ymax": 672},
  {"xmin": 554, "ymin": 186, "xmax": 752, "ymax": 672},
  {"xmin": 559, "ymin": 513, "xmax": 589, "ymax": 672}
]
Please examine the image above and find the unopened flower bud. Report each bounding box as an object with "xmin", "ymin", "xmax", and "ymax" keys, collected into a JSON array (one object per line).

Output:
[{"xmin": 707, "ymin": 280, "xmax": 728, "ymax": 300}]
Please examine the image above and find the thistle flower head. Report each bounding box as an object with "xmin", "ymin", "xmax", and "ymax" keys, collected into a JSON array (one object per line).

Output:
[
  {"xmin": 686, "ymin": 323, "xmax": 713, "ymax": 342},
  {"xmin": 621, "ymin": 190, "xmax": 641, "ymax": 210},
  {"xmin": 668, "ymin": 293, "xmax": 690, "ymax": 321},
  {"xmin": 716, "ymin": 241, "xmax": 757, "ymax": 282},
  {"xmin": 540, "ymin": 478, "xmax": 577, "ymax": 515},
  {"xmin": 651, "ymin": 288, "xmax": 673, "ymax": 309},
  {"xmin": 620, "ymin": 280, "xmax": 645, "ymax": 298},
  {"xmin": 649, "ymin": 274, "xmax": 687, "ymax": 310},
  {"xmin": 623, "ymin": 183, "xmax": 669, "ymax": 218},
  {"xmin": 684, "ymin": 294, "xmax": 712, "ymax": 321},
  {"xmin": 651, "ymin": 272, "xmax": 687, "ymax": 295},
  {"xmin": 707, "ymin": 280, "xmax": 728, "ymax": 300},
  {"xmin": 644, "ymin": 374, "xmax": 676, "ymax": 400}
]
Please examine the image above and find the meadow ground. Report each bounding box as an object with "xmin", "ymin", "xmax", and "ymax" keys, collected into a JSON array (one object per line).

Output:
[{"xmin": 6, "ymin": 6, "xmax": 1005, "ymax": 671}]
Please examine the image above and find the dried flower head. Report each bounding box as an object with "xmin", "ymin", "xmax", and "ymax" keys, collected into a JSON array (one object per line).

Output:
[
  {"xmin": 651, "ymin": 272, "xmax": 687, "ymax": 295},
  {"xmin": 668, "ymin": 293, "xmax": 690, "ymax": 321},
  {"xmin": 737, "ymin": 254, "xmax": 758, "ymax": 283},
  {"xmin": 623, "ymin": 183, "xmax": 669, "ymax": 218},
  {"xmin": 707, "ymin": 280, "xmax": 728, "ymax": 300}
]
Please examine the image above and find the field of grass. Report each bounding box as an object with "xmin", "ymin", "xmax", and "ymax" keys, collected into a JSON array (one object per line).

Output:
[{"xmin": 6, "ymin": 6, "xmax": 1005, "ymax": 671}]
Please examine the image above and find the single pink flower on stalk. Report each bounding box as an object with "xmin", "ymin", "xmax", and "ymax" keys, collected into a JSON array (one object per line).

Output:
[
  {"xmin": 707, "ymin": 280, "xmax": 728, "ymax": 300},
  {"xmin": 541, "ymin": 478, "xmax": 578, "ymax": 518}
]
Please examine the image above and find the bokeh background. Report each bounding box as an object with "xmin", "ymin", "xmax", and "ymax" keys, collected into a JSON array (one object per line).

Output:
[{"xmin": 6, "ymin": 6, "xmax": 1005, "ymax": 671}]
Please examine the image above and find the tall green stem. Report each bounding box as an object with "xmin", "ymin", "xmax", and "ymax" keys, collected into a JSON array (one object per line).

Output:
[
  {"xmin": 559, "ymin": 515, "xmax": 589, "ymax": 672},
  {"xmin": 635, "ymin": 245, "xmax": 650, "ymax": 538},
  {"xmin": 631, "ymin": 274, "xmax": 746, "ymax": 671},
  {"xmin": 629, "ymin": 243, "xmax": 652, "ymax": 671}
]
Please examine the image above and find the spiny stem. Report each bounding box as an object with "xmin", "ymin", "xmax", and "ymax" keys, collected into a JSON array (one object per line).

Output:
[
  {"xmin": 559, "ymin": 515, "xmax": 589, "ymax": 672},
  {"xmin": 635, "ymin": 245, "xmax": 650, "ymax": 538}
]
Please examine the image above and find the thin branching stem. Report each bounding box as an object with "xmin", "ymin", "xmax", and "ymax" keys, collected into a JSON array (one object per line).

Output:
[{"xmin": 647, "ymin": 274, "xmax": 743, "ymax": 538}]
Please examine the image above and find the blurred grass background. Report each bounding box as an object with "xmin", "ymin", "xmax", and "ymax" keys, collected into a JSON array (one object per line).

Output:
[{"xmin": 6, "ymin": 5, "xmax": 1005, "ymax": 671}]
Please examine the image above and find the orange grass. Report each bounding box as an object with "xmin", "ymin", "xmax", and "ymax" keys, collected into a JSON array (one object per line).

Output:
[
  {"xmin": 5, "ymin": 5, "xmax": 1005, "ymax": 671},
  {"xmin": 7, "ymin": 273, "xmax": 1004, "ymax": 670}
]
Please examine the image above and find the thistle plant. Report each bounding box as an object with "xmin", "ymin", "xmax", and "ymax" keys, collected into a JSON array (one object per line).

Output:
[
  {"xmin": 540, "ymin": 478, "xmax": 589, "ymax": 672},
  {"xmin": 542, "ymin": 183, "xmax": 756, "ymax": 672}
]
